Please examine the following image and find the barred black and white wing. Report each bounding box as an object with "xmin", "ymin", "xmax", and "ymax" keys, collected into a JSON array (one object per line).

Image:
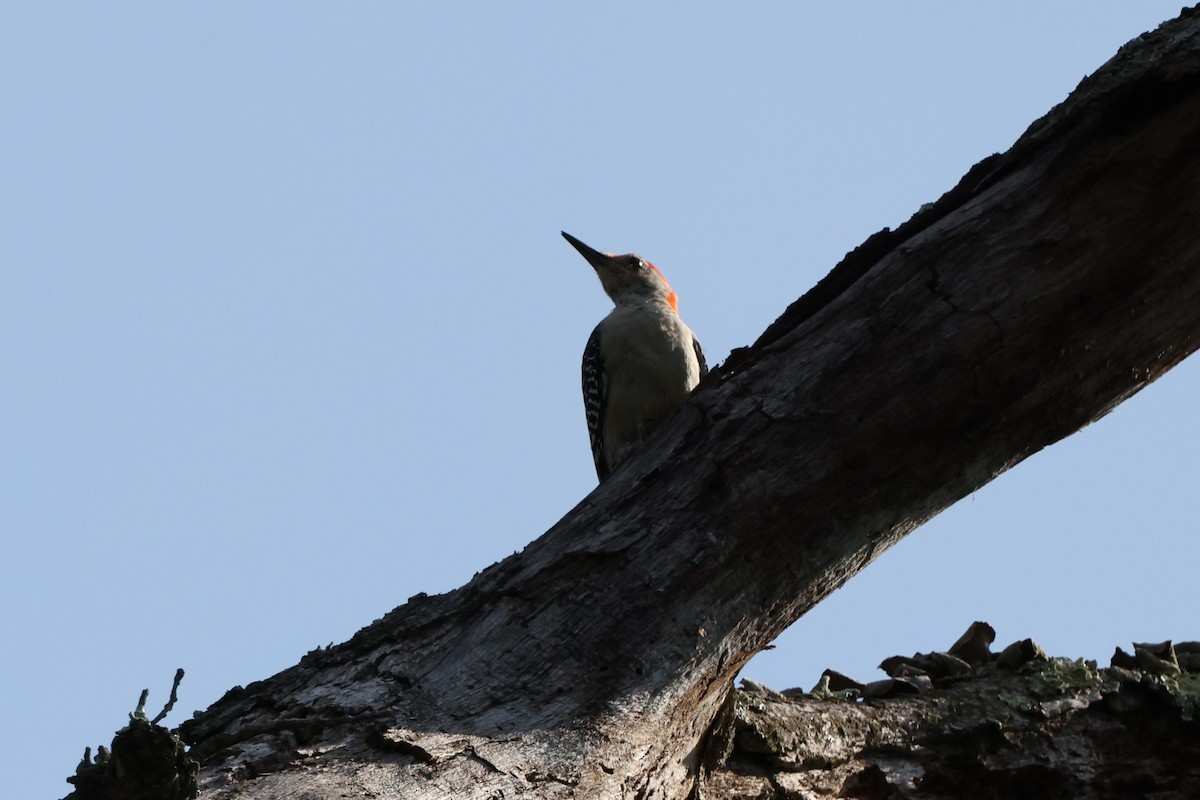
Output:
[{"xmin": 581, "ymin": 325, "xmax": 609, "ymax": 480}]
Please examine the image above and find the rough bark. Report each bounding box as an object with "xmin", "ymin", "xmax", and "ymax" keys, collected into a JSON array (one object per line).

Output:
[
  {"xmin": 702, "ymin": 634, "xmax": 1200, "ymax": 799},
  {"xmin": 166, "ymin": 7, "xmax": 1200, "ymax": 799}
]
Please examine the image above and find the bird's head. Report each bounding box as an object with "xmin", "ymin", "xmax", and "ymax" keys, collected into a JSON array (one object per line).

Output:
[{"xmin": 562, "ymin": 231, "xmax": 678, "ymax": 311}]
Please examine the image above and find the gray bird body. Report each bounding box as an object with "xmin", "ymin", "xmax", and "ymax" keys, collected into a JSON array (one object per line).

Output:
[{"xmin": 564, "ymin": 232, "xmax": 707, "ymax": 480}]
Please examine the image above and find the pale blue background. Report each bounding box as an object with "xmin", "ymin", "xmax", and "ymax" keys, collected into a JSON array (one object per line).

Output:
[{"xmin": 3, "ymin": 4, "xmax": 1196, "ymax": 797}]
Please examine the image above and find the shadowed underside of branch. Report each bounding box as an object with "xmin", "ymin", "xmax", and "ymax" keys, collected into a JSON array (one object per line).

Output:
[{"xmin": 168, "ymin": 8, "xmax": 1200, "ymax": 800}]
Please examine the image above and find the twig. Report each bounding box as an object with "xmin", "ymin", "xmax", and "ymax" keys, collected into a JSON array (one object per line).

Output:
[{"xmin": 152, "ymin": 668, "xmax": 186, "ymax": 724}]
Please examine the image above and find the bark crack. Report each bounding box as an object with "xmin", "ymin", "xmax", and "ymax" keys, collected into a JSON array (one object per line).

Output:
[{"xmin": 925, "ymin": 263, "xmax": 961, "ymax": 314}]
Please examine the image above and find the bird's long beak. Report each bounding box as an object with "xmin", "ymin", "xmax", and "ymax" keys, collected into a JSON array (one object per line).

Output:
[{"xmin": 562, "ymin": 231, "xmax": 617, "ymax": 273}]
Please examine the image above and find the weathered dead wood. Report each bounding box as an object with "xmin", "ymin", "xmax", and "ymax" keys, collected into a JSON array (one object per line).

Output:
[
  {"xmin": 174, "ymin": 7, "xmax": 1200, "ymax": 799},
  {"xmin": 703, "ymin": 640, "xmax": 1200, "ymax": 799}
]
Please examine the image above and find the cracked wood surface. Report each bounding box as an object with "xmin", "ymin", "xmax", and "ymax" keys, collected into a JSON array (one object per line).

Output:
[
  {"xmin": 178, "ymin": 8, "xmax": 1200, "ymax": 799},
  {"xmin": 702, "ymin": 657, "xmax": 1200, "ymax": 799}
]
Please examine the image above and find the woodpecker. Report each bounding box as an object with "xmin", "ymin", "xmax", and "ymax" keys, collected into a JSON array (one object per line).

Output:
[{"xmin": 563, "ymin": 231, "xmax": 707, "ymax": 482}]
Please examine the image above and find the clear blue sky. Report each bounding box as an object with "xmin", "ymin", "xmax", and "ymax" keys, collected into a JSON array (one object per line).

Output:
[{"xmin": 3, "ymin": 4, "xmax": 1196, "ymax": 797}]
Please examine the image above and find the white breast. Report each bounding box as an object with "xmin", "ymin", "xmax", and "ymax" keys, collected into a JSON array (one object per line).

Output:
[{"xmin": 597, "ymin": 300, "xmax": 702, "ymax": 469}]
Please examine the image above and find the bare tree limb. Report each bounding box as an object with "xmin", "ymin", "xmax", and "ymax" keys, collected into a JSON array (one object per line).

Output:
[
  {"xmin": 705, "ymin": 634, "xmax": 1200, "ymax": 799},
  {"xmin": 175, "ymin": 8, "xmax": 1200, "ymax": 799}
]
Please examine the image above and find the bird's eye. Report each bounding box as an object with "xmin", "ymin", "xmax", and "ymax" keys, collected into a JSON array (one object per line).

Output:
[{"xmin": 634, "ymin": 259, "xmax": 647, "ymax": 270}]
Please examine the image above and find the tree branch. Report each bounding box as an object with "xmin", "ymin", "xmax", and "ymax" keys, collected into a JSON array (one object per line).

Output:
[
  {"xmin": 177, "ymin": 7, "xmax": 1200, "ymax": 799},
  {"xmin": 704, "ymin": 634, "xmax": 1200, "ymax": 798}
]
